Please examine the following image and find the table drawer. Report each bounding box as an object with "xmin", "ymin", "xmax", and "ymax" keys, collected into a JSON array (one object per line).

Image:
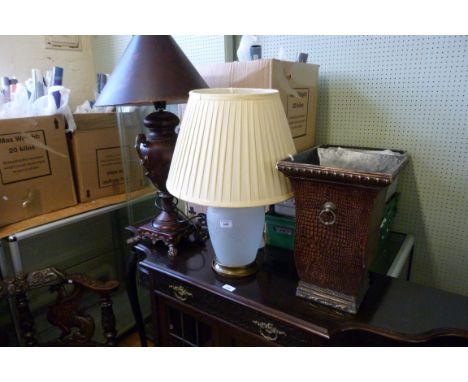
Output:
[{"xmin": 152, "ymin": 270, "xmax": 326, "ymax": 346}]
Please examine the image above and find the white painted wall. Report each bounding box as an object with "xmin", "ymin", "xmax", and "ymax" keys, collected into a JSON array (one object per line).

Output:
[
  {"xmin": 0, "ymin": 35, "xmax": 96, "ymax": 110},
  {"xmin": 91, "ymin": 35, "xmax": 226, "ymax": 74}
]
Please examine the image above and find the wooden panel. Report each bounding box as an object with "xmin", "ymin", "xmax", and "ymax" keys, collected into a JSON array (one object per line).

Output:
[{"xmin": 152, "ymin": 271, "xmax": 326, "ymax": 346}]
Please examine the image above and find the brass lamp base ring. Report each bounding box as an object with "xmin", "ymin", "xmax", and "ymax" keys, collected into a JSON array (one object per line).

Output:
[{"xmin": 211, "ymin": 259, "xmax": 258, "ymax": 278}]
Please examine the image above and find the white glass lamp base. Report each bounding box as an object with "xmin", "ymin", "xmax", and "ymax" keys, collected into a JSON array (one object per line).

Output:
[{"xmin": 207, "ymin": 206, "xmax": 265, "ymax": 277}]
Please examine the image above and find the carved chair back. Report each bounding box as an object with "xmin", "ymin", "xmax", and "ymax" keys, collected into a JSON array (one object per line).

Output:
[{"xmin": 0, "ymin": 267, "xmax": 119, "ymax": 346}]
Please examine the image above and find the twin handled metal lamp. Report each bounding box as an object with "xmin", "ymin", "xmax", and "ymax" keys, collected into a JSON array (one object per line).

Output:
[
  {"xmin": 166, "ymin": 88, "xmax": 296, "ymax": 277},
  {"xmin": 95, "ymin": 35, "xmax": 208, "ymax": 255}
]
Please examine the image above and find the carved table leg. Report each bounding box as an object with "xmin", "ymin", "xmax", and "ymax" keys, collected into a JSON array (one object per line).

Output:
[
  {"xmin": 15, "ymin": 289, "xmax": 37, "ymax": 346},
  {"xmin": 0, "ymin": 329, "xmax": 8, "ymax": 346},
  {"xmin": 100, "ymin": 294, "xmax": 117, "ymax": 346},
  {"xmin": 126, "ymin": 249, "xmax": 148, "ymax": 347}
]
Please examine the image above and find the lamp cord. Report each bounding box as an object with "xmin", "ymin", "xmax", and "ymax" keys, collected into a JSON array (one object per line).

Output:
[{"xmin": 153, "ymin": 193, "xmax": 209, "ymax": 242}]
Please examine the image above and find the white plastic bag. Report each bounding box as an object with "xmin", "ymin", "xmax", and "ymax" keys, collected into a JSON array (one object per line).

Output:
[
  {"xmin": 237, "ymin": 35, "xmax": 258, "ymax": 62},
  {"xmin": 0, "ymin": 83, "xmax": 31, "ymax": 119},
  {"xmin": 30, "ymin": 85, "xmax": 76, "ymax": 131},
  {"xmin": 74, "ymin": 100, "xmax": 94, "ymax": 113}
]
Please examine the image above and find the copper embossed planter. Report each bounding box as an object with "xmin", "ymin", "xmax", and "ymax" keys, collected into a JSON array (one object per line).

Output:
[{"xmin": 277, "ymin": 145, "xmax": 409, "ymax": 313}]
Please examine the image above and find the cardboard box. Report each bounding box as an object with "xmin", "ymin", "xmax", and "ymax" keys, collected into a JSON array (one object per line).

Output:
[
  {"xmin": 70, "ymin": 113, "xmax": 145, "ymax": 202},
  {"xmin": 0, "ymin": 115, "xmax": 77, "ymax": 227},
  {"xmin": 196, "ymin": 59, "xmax": 319, "ymax": 152}
]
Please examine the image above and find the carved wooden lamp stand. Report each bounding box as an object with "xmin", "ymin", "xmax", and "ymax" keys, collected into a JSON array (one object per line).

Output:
[{"xmin": 95, "ymin": 35, "xmax": 208, "ymax": 255}]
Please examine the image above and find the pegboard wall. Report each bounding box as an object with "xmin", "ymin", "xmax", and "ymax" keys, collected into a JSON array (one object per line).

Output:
[
  {"xmin": 257, "ymin": 35, "xmax": 468, "ymax": 296},
  {"xmin": 91, "ymin": 35, "xmax": 225, "ymax": 74},
  {"xmin": 173, "ymin": 35, "xmax": 226, "ymax": 65}
]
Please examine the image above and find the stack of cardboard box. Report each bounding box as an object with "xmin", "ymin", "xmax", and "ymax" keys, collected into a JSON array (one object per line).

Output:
[
  {"xmin": 70, "ymin": 113, "xmax": 145, "ymax": 203},
  {"xmin": 0, "ymin": 115, "xmax": 77, "ymax": 227},
  {"xmin": 0, "ymin": 113, "xmax": 145, "ymax": 228}
]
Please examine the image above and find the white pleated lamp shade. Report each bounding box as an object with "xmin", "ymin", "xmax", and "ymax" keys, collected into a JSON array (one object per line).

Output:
[{"xmin": 167, "ymin": 88, "xmax": 296, "ymax": 208}]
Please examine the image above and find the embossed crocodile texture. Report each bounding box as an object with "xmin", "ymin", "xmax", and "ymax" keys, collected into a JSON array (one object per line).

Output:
[{"xmin": 290, "ymin": 178, "xmax": 383, "ymax": 297}]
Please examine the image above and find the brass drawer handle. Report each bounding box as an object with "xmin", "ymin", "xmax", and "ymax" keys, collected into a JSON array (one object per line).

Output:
[
  {"xmin": 319, "ymin": 202, "xmax": 337, "ymax": 226},
  {"xmin": 169, "ymin": 285, "xmax": 193, "ymax": 302},
  {"xmin": 252, "ymin": 320, "xmax": 286, "ymax": 342}
]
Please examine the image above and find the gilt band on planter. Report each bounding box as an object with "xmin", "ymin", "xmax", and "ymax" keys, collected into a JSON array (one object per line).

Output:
[{"xmin": 277, "ymin": 145, "xmax": 409, "ymax": 313}]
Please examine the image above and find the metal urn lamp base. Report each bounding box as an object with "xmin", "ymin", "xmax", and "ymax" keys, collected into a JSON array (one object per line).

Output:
[{"xmin": 133, "ymin": 103, "xmax": 197, "ymax": 255}]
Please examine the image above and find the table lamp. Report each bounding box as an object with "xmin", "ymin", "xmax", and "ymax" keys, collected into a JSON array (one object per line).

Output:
[
  {"xmin": 95, "ymin": 35, "xmax": 208, "ymax": 256},
  {"xmin": 167, "ymin": 88, "xmax": 296, "ymax": 277}
]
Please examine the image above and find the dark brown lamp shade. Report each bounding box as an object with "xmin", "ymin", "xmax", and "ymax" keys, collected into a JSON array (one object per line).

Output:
[{"xmin": 95, "ymin": 35, "xmax": 208, "ymax": 107}]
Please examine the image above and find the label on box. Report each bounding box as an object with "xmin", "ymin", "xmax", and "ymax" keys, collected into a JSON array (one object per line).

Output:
[
  {"xmin": 96, "ymin": 146, "xmax": 124, "ymax": 188},
  {"xmin": 219, "ymin": 220, "xmax": 233, "ymax": 228},
  {"xmin": 0, "ymin": 130, "xmax": 51, "ymax": 185},
  {"xmin": 222, "ymin": 284, "xmax": 236, "ymax": 292},
  {"xmin": 287, "ymin": 88, "xmax": 309, "ymax": 138},
  {"xmin": 274, "ymin": 226, "xmax": 293, "ymax": 236}
]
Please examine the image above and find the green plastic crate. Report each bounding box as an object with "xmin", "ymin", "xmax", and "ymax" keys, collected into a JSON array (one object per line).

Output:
[
  {"xmin": 265, "ymin": 212, "xmax": 296, "ymax": 251},
  {"xmin": 377, "ymin": 192, "xmax": 400, "ymax": 255}
]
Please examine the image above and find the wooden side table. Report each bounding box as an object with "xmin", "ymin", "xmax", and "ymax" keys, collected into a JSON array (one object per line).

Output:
[{"xmin": 127, "ymin": 233, "xmax": 468, "ymax": 346}]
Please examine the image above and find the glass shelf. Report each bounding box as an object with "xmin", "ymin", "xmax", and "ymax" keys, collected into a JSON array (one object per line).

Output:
[{"xmin": 0, "ymin": 187, "xmax": 154, "ymax": 239}]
